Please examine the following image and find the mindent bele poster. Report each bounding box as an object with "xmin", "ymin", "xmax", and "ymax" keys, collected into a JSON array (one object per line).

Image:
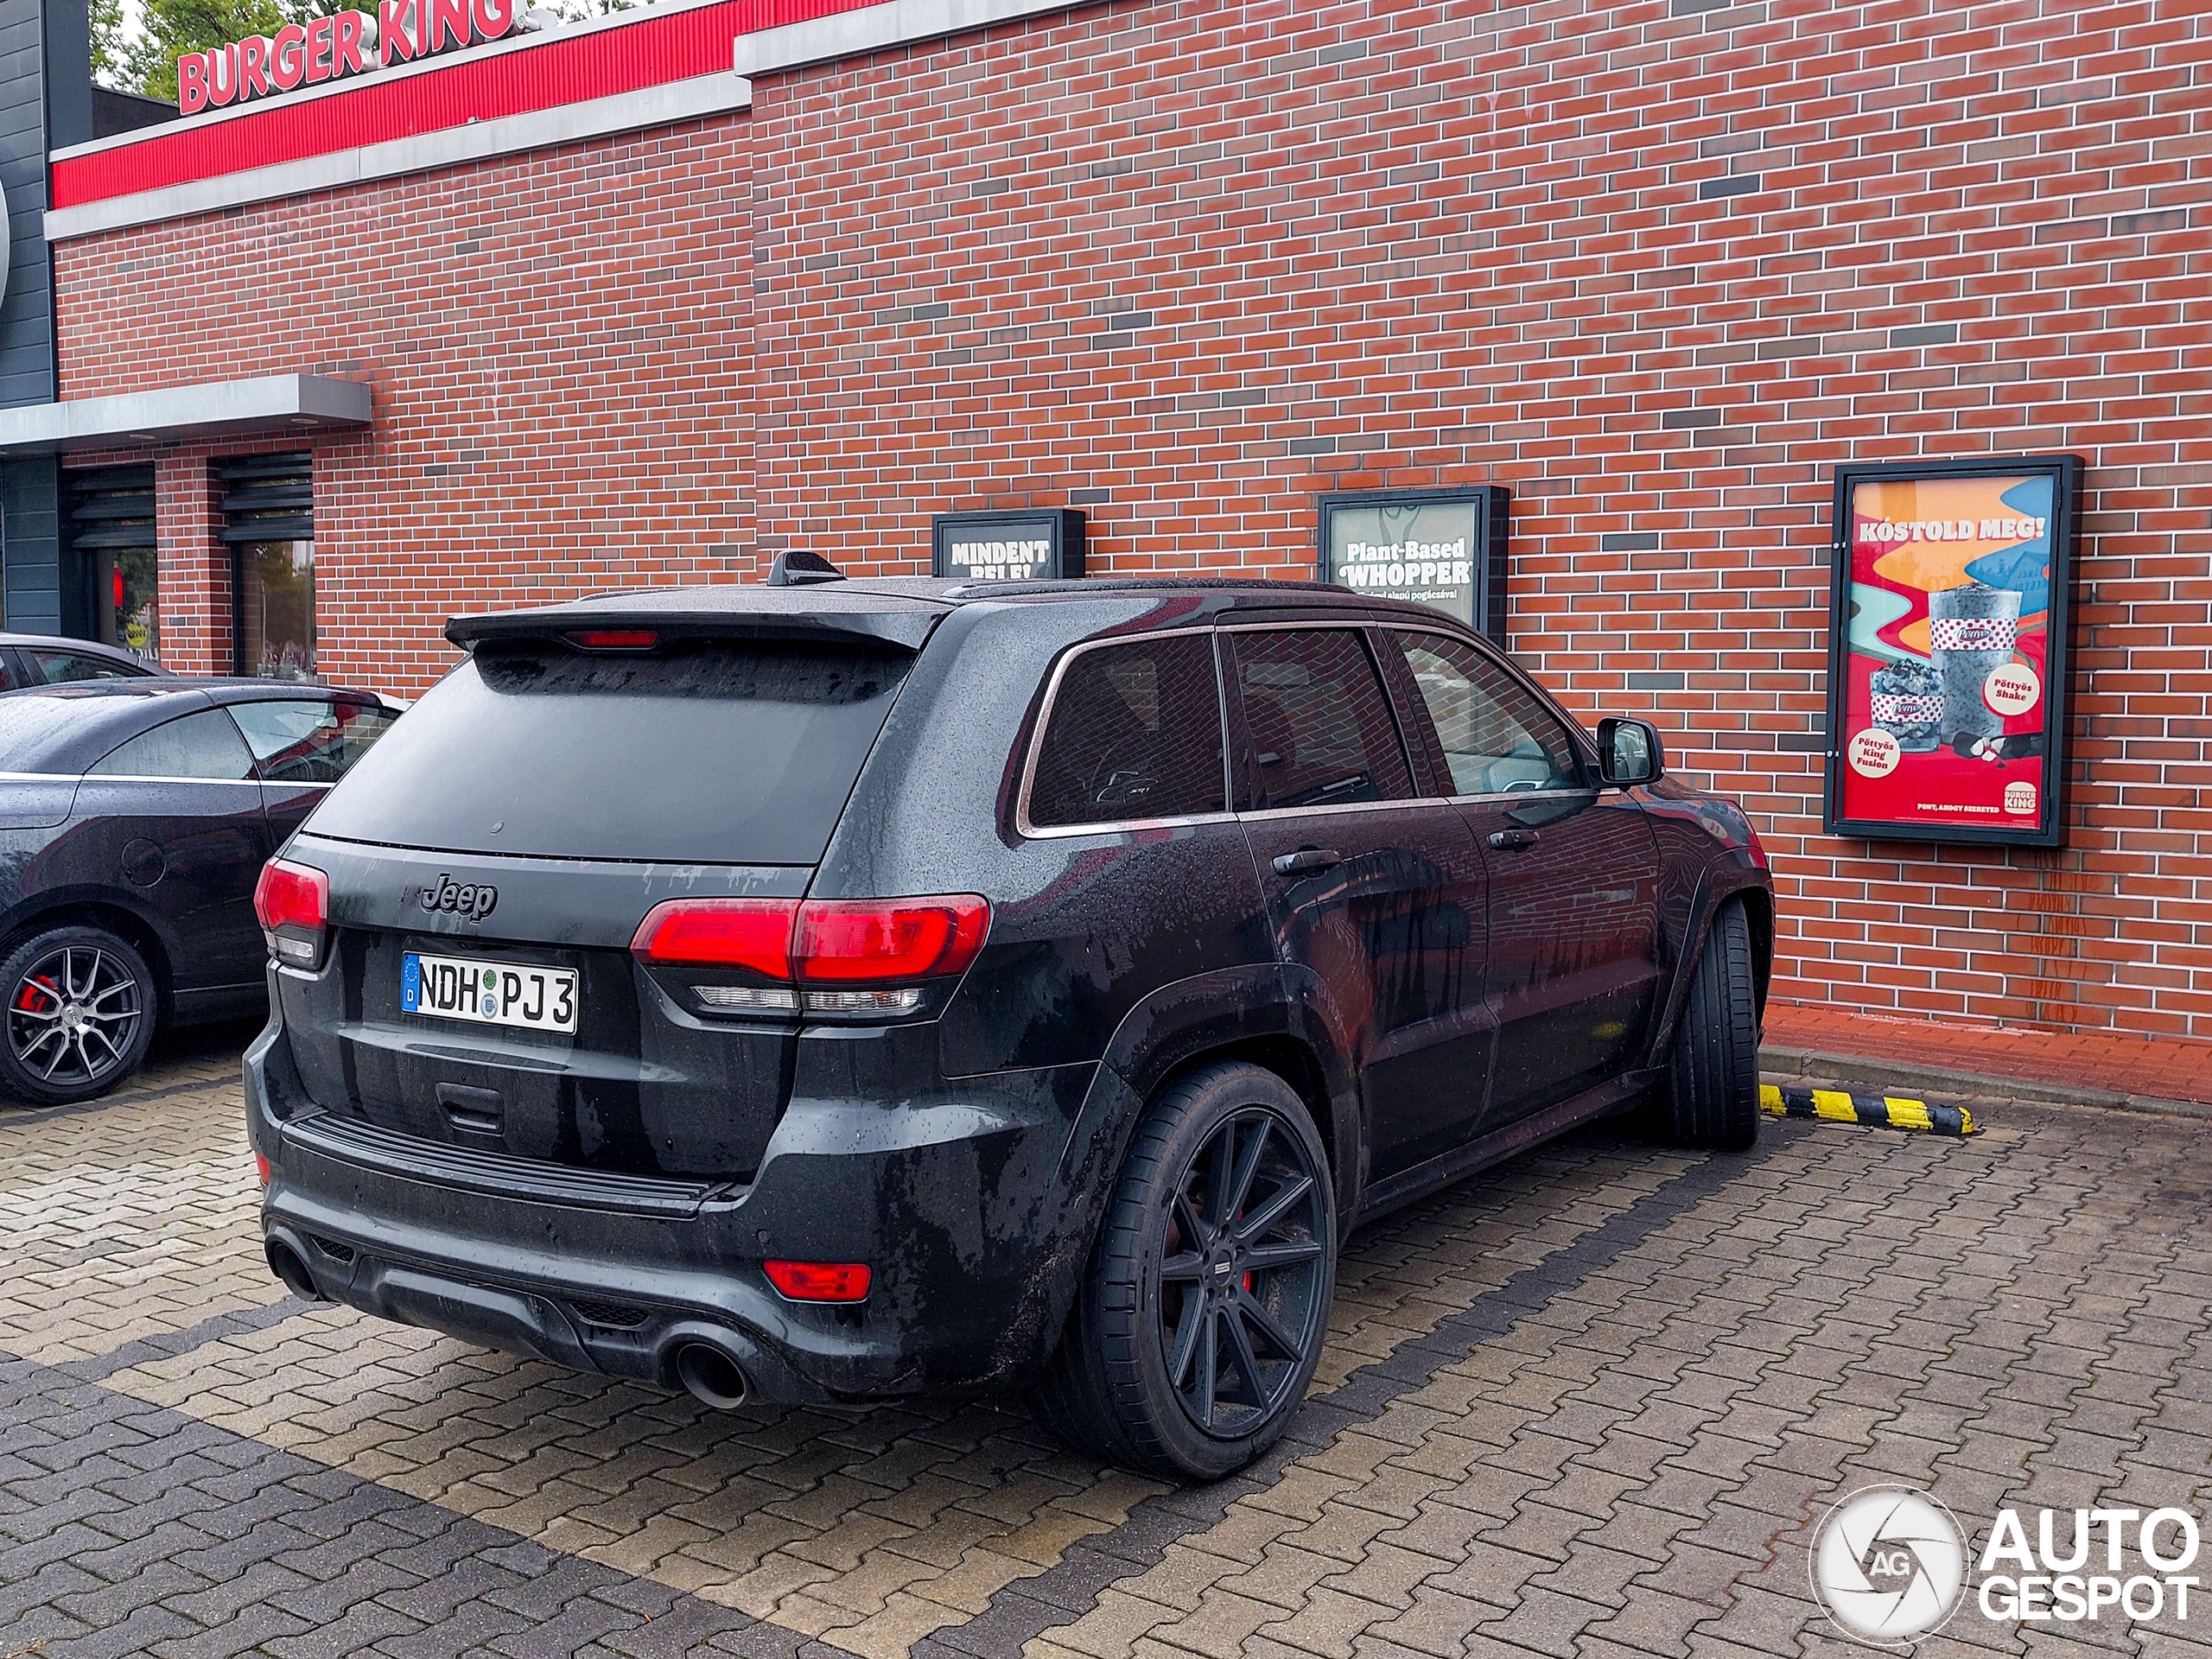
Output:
[{"xmin": 1824, "ymin": 455, "xmax": 2082, "ymax": 848}]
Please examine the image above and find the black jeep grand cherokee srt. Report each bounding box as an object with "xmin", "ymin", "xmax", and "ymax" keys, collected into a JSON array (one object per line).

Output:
[{"xmin": 248, "ymin": 576, "xmax": 1773, "ymax": 1479}]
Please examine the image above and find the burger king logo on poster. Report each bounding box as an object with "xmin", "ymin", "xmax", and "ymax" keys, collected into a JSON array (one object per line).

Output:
[
  {"xmin": 1848, "ymin": 728, "xmax": 1901, "ymax": 779},
  {"xmin": 2004, "ymin": 781, "xmax": 2037, "ymax": 815},
  {"xmin": 1983, "ymin": 661, "xmax": 2040, "ymax": 718}
]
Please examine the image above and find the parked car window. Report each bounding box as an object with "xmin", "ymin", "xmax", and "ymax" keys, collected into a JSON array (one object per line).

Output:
[
  {"xmin": 1230, "ymin": 629, "xmax": 1414, "ymax": 810},
  {"xmin": 1027, "ymin": 635, "xmax": 1225, "ymax": 830},
  {"xmin": 88, "ymin": 709, "xmax": 256, "ymax": 780},
  {"xmin": 29, "ymin": 650, "xmax": 136, "ymax": 683},
  {"xmin": 1394, "ymin": 632, "xmax": 1582, "ymax": 796},
  {"xmin": 229, "ymin": 700, "xmax": 396, "ymax": 784}
]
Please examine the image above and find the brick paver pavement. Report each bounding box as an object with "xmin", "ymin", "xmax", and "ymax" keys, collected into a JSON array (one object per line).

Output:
[{"xmin": 3, "ymin": 1029, "xmax": 2210, "ymax": 1657}]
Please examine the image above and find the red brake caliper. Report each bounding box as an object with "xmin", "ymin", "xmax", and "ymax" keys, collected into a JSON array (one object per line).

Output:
[{"xmin": 15, "ymin": 977, "xmax": 54, "ymax": 1013}]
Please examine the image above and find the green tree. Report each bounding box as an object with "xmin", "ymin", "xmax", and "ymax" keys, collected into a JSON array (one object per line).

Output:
[
  {"xmin": 88, "ymin": 0, "xmax": 129, "ymax": 87},
  {"xmin": 121, "ymin": 0, "xmax": 315, "ymax": 103}
]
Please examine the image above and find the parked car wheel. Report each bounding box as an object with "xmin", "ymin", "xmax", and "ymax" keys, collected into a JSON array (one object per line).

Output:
[
  {"xmin": 1658, "ymin": 899, "xmax": 1760, "ymax": 1149},
  {"xmin": 1040, "ymin": 1061, "xmax": 1337, "ymax": 1479},
  {"xmin": 0, "ymin": 925, "xmax": 156, "ymax": 1106}
]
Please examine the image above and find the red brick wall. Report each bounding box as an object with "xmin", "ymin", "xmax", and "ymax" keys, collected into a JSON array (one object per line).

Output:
[
  {"xmin": 57, "ymin": 114, "xmax": 755, "ymax": 690},
  {"xmin": 51, "ymin": 0, "xmax": 2212, "ymax": 1042}
]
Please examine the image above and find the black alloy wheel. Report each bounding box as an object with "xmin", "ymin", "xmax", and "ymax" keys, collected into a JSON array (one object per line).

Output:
[
  {"xmin": 1040, "ymin": 1061, "xmax": 1338, "ymax": 1480},
  {"xmin": 0, "ymin": 926, "xmax": 156, "ymax": 1106},
  {"xmin": 1155, "ymin": 1105, "xmax": 1330, "ymax": 1437}
]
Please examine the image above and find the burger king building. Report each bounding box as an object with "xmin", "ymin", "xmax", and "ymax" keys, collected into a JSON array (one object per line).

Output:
[{"xmin": 1, "ymin": 0, "xmax": 2205, "ymax": 1069}]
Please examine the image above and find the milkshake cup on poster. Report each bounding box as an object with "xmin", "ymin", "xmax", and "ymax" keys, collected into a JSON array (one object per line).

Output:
[
  {"xmin": 1868, "ymin": 658, "xmax": 1943, "ymax": 752},
  {"xmin": 1927, "ymin": 582, "xmax": 2023, "ymax": 746}
]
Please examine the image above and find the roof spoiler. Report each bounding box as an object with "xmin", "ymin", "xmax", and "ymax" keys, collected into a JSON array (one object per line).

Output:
[{"xmin": 445, "ymin": 607, "xmax": 938, "ymax": 652}]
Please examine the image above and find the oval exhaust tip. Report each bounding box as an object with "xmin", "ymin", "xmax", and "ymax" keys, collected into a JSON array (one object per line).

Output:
[
  {"xmin": 265, "ymin": 1241, "xmax": 323, "ymax": 1302},
  {"xmin": 674, "ymin": 1341, "xmax": 750, "ymax": 1410}
]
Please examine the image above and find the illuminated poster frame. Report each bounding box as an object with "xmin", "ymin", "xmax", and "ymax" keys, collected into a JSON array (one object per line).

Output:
[
  {"xmin": 1317, "ymin": 486, "xmax": 1510, "ymax": 645},
  {"xmin": 1823, "ymin": 454, "xmax": 2082, "ymax": 848},
  {"xmin": 931, "ymin": 509, "xmax": 1086, "ymax": 582}
]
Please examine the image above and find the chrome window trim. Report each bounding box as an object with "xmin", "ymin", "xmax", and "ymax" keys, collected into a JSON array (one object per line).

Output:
[
  {"xmin": 1235, "ymin": 785, "xmax": 1597, "ymax": 824},
  {"xmin": 1234, "ymin": 796, "xmax": 1437, "ymax": 825},
  {"xmin": 1020, "ymin": 809, "xmax": 1242, "ymax": 842},
  {"xmin": 1013, "ymin": 628, "xmax": 1236, "ymax": 841},
  {"xmin": 80, "ymin": 772, "xmax": 264, "ymax": 786},
  {"xmin": 0, "ymin": 770, "xmax": 83, "ymax": 784}
]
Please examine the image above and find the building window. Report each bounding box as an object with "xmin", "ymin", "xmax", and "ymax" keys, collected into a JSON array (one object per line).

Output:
[
  {"xmin": 219, "ymin": 454, "xmax": 316, "ymax": 681},
  {"xmin": 66, "ymin": 466, "xmax": 160, "ymax": 664}
]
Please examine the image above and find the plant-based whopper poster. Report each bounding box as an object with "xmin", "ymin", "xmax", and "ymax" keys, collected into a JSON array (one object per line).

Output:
[
  {"xmin": 1319, "ymin": 486, "xmax": 1511, "ymax": 645},
  {"xmin": 1825, "ymin": 454, "xmax": 2082, "ymax": 848}
]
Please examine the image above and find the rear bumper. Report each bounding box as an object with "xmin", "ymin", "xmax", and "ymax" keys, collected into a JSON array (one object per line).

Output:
[{"xmin": 245, "ymin": 1016, "xmax": 1126, "ymax": 1402}]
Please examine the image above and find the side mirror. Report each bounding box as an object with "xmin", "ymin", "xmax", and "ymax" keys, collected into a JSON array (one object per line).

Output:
[{"xmin": 1597, "ymin": 717, "xmax": 1664, "ymax": 788}]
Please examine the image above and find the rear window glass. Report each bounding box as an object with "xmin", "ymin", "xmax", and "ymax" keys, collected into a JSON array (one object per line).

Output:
[
  {"xmin": 308, "ymin": 640, "xmax": 913, "ymax": 864},
  {"xmin": 1027, "ymin": 634, "xmax": 1226, "ymax": 830}
]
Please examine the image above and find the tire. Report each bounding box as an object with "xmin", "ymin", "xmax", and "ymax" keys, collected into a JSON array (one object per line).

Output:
[
  {"xmin": 1039, "ymin": 1061, "xmax": 1337, "ymax": 1480},
  {"xmin": 0, "ymin": 925, "xmax": 156, "ymax": 1106},
  {"xmin": 1657, "ymin": 899, "xmax": 1760, "ymax": 1150}
]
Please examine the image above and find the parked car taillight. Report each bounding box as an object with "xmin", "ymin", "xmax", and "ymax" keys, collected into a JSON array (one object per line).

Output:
[
  {"xmin": 253, "ymin": 858, "xmax": 329, "ymax": 969},
  {"xmin": 1746, "ymin": 822, "xmax": 1770, "ymax": 868},
  {"xmin": 631, "ymin": 895, "xmax": 989, "ymax": 1015}
]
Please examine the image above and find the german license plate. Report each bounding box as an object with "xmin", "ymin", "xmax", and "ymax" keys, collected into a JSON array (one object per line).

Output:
[{"xmin": 403, "ymin": 952, "xmax": 577, "ymax": 1033}]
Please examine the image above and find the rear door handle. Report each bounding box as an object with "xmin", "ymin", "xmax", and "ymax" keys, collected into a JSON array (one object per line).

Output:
[
  {"xmin": 1272, "ymin": 848, "xmax": 1343, "ymax": 875},
  {"xmin": 1488, "ymin": 829, "xmax": 1541, "ymax": 852}
]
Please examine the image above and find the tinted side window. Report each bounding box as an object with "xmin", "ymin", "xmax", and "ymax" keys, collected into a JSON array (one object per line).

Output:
[
  {"xmin": 1395, "ymin": 632, "xmax": 1582, "ymax": 796},
  {"xmin": 231, "ymin": 700, "xmax": 397, "ymax": 784},
  {"xmin": 89, "ymin": 709, "xmax": 255, "ymax": 780},
  {"xmin": 1027, "ymin": 634, "xmax": 1226, "ymax": 830},
  {"xmin": 1230, "ymin": 629, "xmax": 1414, "ymax": 810},
  {"xmin": 31, "ymin": 651, "xmax": 135, "ymax": 683}
]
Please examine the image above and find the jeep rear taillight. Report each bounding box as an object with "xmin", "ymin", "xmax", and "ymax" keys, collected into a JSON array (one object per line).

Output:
[
  {"xmin": 791, "ymin": 898, "xmax": 989, "ymax": 982},
  {"xmin": 630, "ymin": 898, "xmax": 798, "ymax": 977},
  {"xmin": 254, "ymin": 858, "xmax": 329, "ymax": 969},
  {"xmin": 631, "ymin": 895, "xmax": 989, "ymax": 1009}
]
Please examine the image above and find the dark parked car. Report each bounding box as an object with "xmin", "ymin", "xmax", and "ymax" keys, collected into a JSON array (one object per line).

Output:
[
  {"xmin": 0, "ymin": 631, "xmax": 171, "ymax": 689},
  {"xmin": 248, "ymin": 578, "xmax": 1772, "ymax": 1478},
  {"xmin": 0, "ymin": 680, "xmax": 395, "ymax": 1104}
]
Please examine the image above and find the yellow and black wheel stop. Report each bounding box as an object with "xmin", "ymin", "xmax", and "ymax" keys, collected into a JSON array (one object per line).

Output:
[{"xmin": 1759, "ymin": 1084, "xmax": 1976, "ymax": 1136}]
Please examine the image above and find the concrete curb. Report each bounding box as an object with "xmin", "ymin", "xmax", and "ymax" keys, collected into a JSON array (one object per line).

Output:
[
  {"xmin": 1759, "ymin": 1082, "xmax": 1974, "ymax": 1136},
  {"xmin": 1759, "ymin": 1044, "xmax": 2212, "ymax": 1124}
]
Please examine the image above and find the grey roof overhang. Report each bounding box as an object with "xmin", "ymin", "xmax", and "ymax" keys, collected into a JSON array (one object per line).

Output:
[{"xmin": 0, "ymin": 374, "xmax": 372, "ymax": 455}]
